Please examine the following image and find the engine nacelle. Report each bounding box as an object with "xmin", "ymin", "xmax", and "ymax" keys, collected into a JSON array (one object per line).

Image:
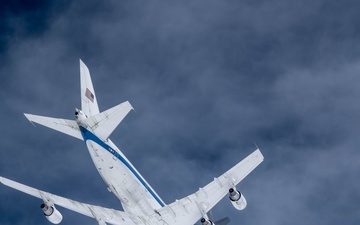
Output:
[
  {"xmin": 201, "ymin": 218, "xmax": 214, "ymax": 225},
  {"xmin": 229, "ymin": 188, "xmax": 247, "ymax": 210},
  {"xmin": 40, "ymin": 204, "xmax": 63, "ymax": 224}
]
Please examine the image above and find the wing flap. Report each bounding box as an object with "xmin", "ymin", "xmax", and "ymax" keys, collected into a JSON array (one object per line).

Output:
[
  {"xmin": 0, "ymin": 176, "xmax": 135, "ymax": 225},
  {"xmin": 24, "ymin": 113, "xmax": 83, "ymax": 140}
]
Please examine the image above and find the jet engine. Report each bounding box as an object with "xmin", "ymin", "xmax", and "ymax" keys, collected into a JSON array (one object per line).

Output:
[
  {"xmin": 40, "ymin": 203, "xmax": 63, "ymax": 224},
  {"xmin": 201, "ymin": 218, "xmax": 214, "ymax": 225},
  {"xmin": 228, "ymin": 188, "xmax": 247, "ymax": 210}
]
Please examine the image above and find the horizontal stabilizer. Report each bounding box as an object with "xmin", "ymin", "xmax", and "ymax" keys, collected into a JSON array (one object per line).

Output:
[
  {"xmin": 83, "ymin": 101, "xmax": 134, "ymax": 141},
  {"xmin": 24, "ymin": 114, "xmax": 83, "ymax": 140}
]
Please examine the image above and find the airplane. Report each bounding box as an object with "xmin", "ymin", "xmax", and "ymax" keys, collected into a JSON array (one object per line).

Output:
[{"xmin": 0, "ymin": 59, "xmax": 264, "ymax": 225}]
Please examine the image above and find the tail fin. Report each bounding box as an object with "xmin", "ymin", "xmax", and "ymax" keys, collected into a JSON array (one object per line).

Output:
[
  {"xmin": 80, "ymin": 59, "xmax": 100, "ymax": 116},
  {"xmin": 24, "ymin": 60, "xmax": 133, "ymax": 141}
]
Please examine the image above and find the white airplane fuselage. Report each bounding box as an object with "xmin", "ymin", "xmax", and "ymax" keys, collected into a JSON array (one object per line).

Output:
[{"xmin": 76, "ymin": 110, "xmax": 165, "ymax": 217}]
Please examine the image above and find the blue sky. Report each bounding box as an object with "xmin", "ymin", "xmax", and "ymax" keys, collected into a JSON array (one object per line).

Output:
[{"xmin": 1, "ymin": 1, "xmax": 360, "ymax": 225}]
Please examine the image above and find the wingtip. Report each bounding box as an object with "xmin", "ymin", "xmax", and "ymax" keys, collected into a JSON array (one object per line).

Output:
[
  {"xmin": 24, "ymin": 113, "xmax": 36, "ymax": 127},
  {"xmin": 126, "ymin": 101, "xmax": 136, "ymax": 113},
  {"xmin": 79, "ymin": 59, "xmax": 84, "ymax": 67},
  {"xmin": 251, "ymin": 143, "xmax": 264, "ymax": 160},
  {"xmin": 132, "ymin": 105, "xmax": 136, "ymax": 113}
]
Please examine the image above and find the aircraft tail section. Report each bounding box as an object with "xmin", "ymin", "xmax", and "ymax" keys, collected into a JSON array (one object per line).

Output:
[
  {"xmin": 83, "ymin": 101, "xmax": 134, "ymax": 141},
  {"xmin": 24, "ymin": 61, "xmax": 133, "ymax": 142},
  {"xmin": 24, "ymin": 114, "xmax": 83, "ymax": 140},
  {"xmin": 80, "ymin": 59, "xmax": 100, "ymax": 117},
  {"xmin": 24, "ymin": 101, "xmax": 134, "ymax": 142}
]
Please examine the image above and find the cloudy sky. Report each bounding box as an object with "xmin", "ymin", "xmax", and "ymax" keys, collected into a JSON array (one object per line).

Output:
[{"xmin": 1, "ymin": 0, "xmax": 360, "ymax": 225}]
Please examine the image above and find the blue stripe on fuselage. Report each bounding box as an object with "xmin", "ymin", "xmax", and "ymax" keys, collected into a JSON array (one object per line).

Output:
[{"xmin": 79, "ymin": 126, "xmax": 165, "ymax": 207}]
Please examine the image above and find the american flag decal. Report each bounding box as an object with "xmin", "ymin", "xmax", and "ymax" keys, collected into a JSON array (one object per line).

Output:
[{"xmin": 85, "ymin": 88, "xmax": 94, "ymax": 103}]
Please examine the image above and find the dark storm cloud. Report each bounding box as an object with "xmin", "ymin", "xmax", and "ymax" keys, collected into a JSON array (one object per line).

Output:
[
  {"xmin": 0, "ymin": 0, "xmax": 71, "ymax": 57},
  {"xmin": 1, "ymin": 1, "xmax": 360, "ymax": 225}
]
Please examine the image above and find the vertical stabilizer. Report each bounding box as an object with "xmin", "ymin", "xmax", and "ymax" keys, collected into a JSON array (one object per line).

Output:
[{"xmin": 80, "ymin": 59, "xmax": 100, "ymax": 116}]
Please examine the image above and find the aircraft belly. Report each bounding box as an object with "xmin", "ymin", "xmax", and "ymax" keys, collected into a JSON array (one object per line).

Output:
[{"xmin": 85, "ymin": 140, "xmax": 158, "ymax": 214}]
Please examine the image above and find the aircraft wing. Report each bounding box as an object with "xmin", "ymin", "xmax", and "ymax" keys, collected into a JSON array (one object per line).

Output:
[
  {"xmin": 24, "ymin": 114, "xmax": 83, "ymax": 140},
  {"xmin": 148, "ymin": 149, "xmax": 264, "ymax": 225},
  {"xmin": 0, "ymin": 176, "xmax": 136, "ymax": 225}
]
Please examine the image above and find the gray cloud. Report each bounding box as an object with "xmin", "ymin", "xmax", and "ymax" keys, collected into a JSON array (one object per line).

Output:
[{"xmin": 1, "ymin": 1, "xmax": 360, "ymax": 225}]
